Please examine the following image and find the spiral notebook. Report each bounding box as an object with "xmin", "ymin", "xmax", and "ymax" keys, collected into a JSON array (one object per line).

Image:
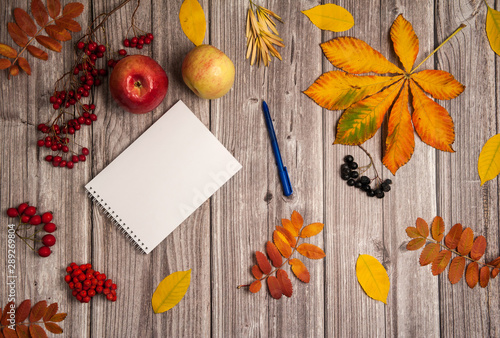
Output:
[{"xmin": 85, "ymin": 100, "xmax": 241, "ymax": 254}]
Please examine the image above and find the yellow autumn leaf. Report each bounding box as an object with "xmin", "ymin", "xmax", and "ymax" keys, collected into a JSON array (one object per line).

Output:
[
  {"xmin": 356, "ymin": 254, "xmax": 390, "ymax": 304},
  {"xmin": 179, "ymin": 0, "xmax": 206, "ymax": 46},
  {"xmin": 152, "ymin": 270, "xmax": 191, "ymax": 314},
  {"xmin": 390, "ymin": 14, "xmax": 419, "ymax": 73},
  {"xmin": 486, "ymin": 3, "xmax": 500, "ymax": 56},
  {"xmin": 301, "ymin": 4, "xmax": 354, "ymax": 32},
  {"xmin": 478, "ymin": 133, "xmax": 500, "ymax": 185}
]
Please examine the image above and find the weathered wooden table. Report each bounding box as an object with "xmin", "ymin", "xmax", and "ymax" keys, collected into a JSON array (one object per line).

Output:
[{"xmin": 1, "ymin": 0, "xmax": 499, "ymax": 336}]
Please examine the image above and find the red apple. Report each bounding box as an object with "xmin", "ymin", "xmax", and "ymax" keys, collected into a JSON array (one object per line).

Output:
[{"xmin": 109, "ymin": 55, "xmax": 168, "ymax": 114}]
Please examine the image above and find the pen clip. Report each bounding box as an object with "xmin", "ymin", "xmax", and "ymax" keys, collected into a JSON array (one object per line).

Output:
[{"xmin": 281, "ymin": 166, "xmax": 293, "ymax": 196}]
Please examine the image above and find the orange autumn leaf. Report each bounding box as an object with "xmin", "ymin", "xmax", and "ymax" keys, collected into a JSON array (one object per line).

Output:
[
  {"xmin": 47, "ymin": 0, "xmax": 61, "ymax": 18},
  {"xmin": 55, "ymin": 17, "xmax": 82, "ymax": 32},
  {"xmin": 444, "ymin": 223, "xmax": 463, "ymax": 250},
  {"xmin": 8, "ymin": 22, "xmax": 29, "ymax": 47},
  {"xmin": 297, "ymin": 243, "xmax": 326, "ymax": 259},
  {"xmin": 10, "ymin": 65, "xmax": 20, "ymax": 76},
  {"xmin": 0, "ymin": 43, "xmax": 17, "ymax": 58},
  {"xmin": 45, "ymin": 25, "xmax": 72, "ymax": 41},
  {"xmin": 489, "ymin": 256, "xmax": 500, "ymax": 268},
  {"xmin": 470, "ymin": 236, "xmax": 487, "ymax": 260},
  {"xmin": 305, "ymin": 14, "xmax": 464, "ymax": 174},
  {"xmin": 31, "ymin": 0, "xmax": 49, "ymax": 27},
  {"xmin": 26, "ymin": 45, "xmax": 48, "ymax": 61},
  {"xmin": 18, "ymin": 57, "xmax": 31, "ymax": 75},
  {"xmin": 457, "ymin": 227, "xmax": 474, "ymax": 256},
  {"xmin": 276, "ymin": 269, "xmax": 293, "ymax": 298},
  {"xmin": 275, "ymin": 226, "xmax": 296, "ymax": 247},
  {"xmin": 251, "ymin": 265, "xmax": 263, "ymax": 279},
  {"xmin": 406, "ymin": 237, "xmax": 426, "ymax": 251},
  {"xmin": 13, "ymin": 8, "xmax": 37, "ymax": 37},
  {"xmin": 36, "ymin": 35, "xmax": 62, "ymax": 52},
  {"xmin": 266, "ymin": 241, "xmax": 282, "ymax": 268},
  {"xmin": 291, "ymin": 210, "xmax": 303, "ymax": 230},
  {"xmin": 419, "ymin": 243, "xmax": 440, "ymax": 266},
  {"xmin": 62, "ymin": 2, "xmax": 84, "ymax": 18},
  {"xmin": 267, "ymin": 276, "xmax": 282, "ymax": 299},
  {"xmin": 431, "ymin": 250, "xmax": 452, "ymax": 276},
  {"xmin": 300, "ymin": 223, "xmax": 324, "ymax": 238},
  {"xmin": 492, "ymin": 268, "xmax": 500, "ymax": 279},
  {"xmin": 255, "ymin": 251, "xmax": 272, "ymax": 275},
  {"xmin": 289, "ymin": 258, "xmax": 310, "ymax": 283},
  {"xmin": 431, "ymin": 216, "xmax": 445, "ymax": 241},
  {"xmin": 0, "ymin": 59, "xmax": 11, "ymax": 70},
  {"xmin": 480, "ymin": 266, "xmax": 490, "ymax": 288},
  {"xmin": 273, "ymin": 231, "xmax": 292, "ymax": 258},
  {"xmin": 466, "ymin": 262, "xmax": 479, "ymax": 289},
  {"xmin": 416, "ymin": 217, "xmax": 429, "ymax": 238},
  {"xmin": 448, "ymin": 256, "xmax": 465, "ymax": 284},
  {"xmin": 405, "ymin": 226, "xmax": 420, "ymax": 239},
  {"xmin": 281, "ymin": 219, "xmax": 298, "ymax": 237},
  {"xmin": 249, "ymin": 280, "xmax": 262, "ymax": 293}
]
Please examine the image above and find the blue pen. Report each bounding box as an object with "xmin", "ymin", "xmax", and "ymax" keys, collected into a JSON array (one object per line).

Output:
[{"xmin": 262, "ymin": 100, "xmax": 293, "ymax": 196}]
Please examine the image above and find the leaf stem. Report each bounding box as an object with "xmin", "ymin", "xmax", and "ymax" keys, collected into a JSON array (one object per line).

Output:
[{"xmin": 411, "ymin": 23, "xmax": 467, "ymax": 74}]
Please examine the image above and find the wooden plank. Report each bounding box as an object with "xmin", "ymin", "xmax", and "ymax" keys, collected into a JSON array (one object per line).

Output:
[
  {"xmin": 209, "ymin": 0, "xmax": 324, "ymax": 336},
  {"xmin": 435, "ymin": 1, "xmax": 500, "ymax": 337}
]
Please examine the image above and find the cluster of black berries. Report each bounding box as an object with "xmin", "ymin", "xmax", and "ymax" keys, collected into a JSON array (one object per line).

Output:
[{"xmin": 341, "ymin": 155, "xmax": 392, "ymax": 199}]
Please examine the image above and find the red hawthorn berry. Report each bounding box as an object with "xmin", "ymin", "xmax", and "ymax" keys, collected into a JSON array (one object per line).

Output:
[
  {"xmin": 6, "ymin": 208, "xmax": 19, "ymax": 217},
  {"xmin": 41, "ymin": 212, "xmax": 53, "ymax": 223},
  {"xmin": 29, "ymin": 215, "xmax": 42, "ymax": 225},
  {"xmin": 43, "ymin": 223, "xmax": 57, "ymax": 232},
  {"xmin": 38, "ymin": 246, "xmax": 51, "ymax": 257},
  {"xmin": 24, "ymin": 206, "xmax": 36, "ymax": 216},
  {"xmin": 42, "ymin": 234, "xmax": 56, "ymax": 246}
]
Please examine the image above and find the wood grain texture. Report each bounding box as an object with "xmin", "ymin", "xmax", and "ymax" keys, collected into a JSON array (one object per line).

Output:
[{"xmin": 0, "ymin": 0, "xmax": 500, "ymax": 337}]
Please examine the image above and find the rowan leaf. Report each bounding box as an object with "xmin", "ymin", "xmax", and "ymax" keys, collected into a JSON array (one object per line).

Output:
[
  {"xmin": 412, "ymin": 70, "xmax": 465, "ymax": 100},
  {"xmin": 8, "ymin": 22, "xmax": 29, "ymax": 47},
  {"xmin": 478, "ymin": 133, "xmax": 500, "ymax": 185},
  {"xmin": 273, "ymin": 231, "xmax": 292, "ymax": 258},
  {"xmin": 492, "ymin": 268, "xmax": 499, "ymax": 278},
  {"xmin": 0, "ymin": 44, "xmax": 17, "ymax": 59},
  {"xmin": 9, "ymin": 65, "xmax": 20, "ymax": 77},
  {"xmin": 249, "ymin": 280, "xmax": 261, "ymax": 293},
  {"xmin": 405, "ymin": 226, "xmax": 420, "ymax": 239},
  {"xmin": 29, "ymin": 301, "xmax": 47, "ymax": 322},
  {"xmin": 419, "ymin": 243, "xmax": 440, "ymax": 266},
  {"xmin": 28, "ymin": 324, "xmax": 47, "ymax": 338},
  {"xmin": 179, "ymin": 0, "xmax": 206, "ymax": 46},
  {"xmin": 431, "ymin": 216, "xmax": 445, "ymax": 241},
  {"xmin": 486, "ymin": 3, "xmax": 500, "ymax": 56},
  {"xmin": 281, "ymin": 219, "xmax": 298, "ymax": 237},
  {"xmin": 301, "ymin": 4, "xmax": 354, "ymax": 32},
  {"xmin": 267, "ymin": 276, "xmax": 282, "ymax": 299},
  {"xmin": 321, "ymin": 37, "xmax": 403, "ymax": 74},
  {"xmin": 410, "ymin": 80, "xmax": 455, "ymax": 152},
  {"xmin": 300, "ymin": 223, "xmax": 324, "ymax": 238},
  {"xmin": 0, "ymin": 59, "xmax": 12, "ymax": 70},
  {"xmin": 251, "ymin": 265, "xmax": 263, "ymax": 279},
  {"xmin": 44, "ymin": 322, "xmax": 62, "ymax": 334},
  {"xmin": 466, "ymin": 262, "xmax": 479, "ymax": 288},
  {"xmin": 289, "ymin": 258, "xmax": 310, "ymax": 283},
  {"xmin": 457, "ymin": 227, "xmax": 474, "ymax": 256},
  {"xmin": 291, "ymin": 210, "xmax": 303, "ymax": 230},
  {"xmin": 151, "ymin": 270, "xmax": 191, "ymax": 313},
  {"xmin": 445, "ymin": 223, "xmax": 463, "ymax": 250},
  {"xmin": 15, "ymin": 300, "xmax": 31, "ymax": 323},
  {"xmin": 382, "ymin": 81, "xmax": 414, "ymax": 174},
  {"xmin": 31, "ymin": 0, "xmax": 49, "ymax": 27},
  {"xmin": 276, "ymin": 269, "xmax": 293, "ymax": 297},
  {"xmin": 480, "ymin": 266, "xmax": 490, "ymax": 288},
  {"xmin": 297, "ymin": 243, "xmax": 326, "ymax": 259},
  {"xmin": 416, "ymin": 217, "xmax": 430, "ymax": 238},
  {"xmin": 48, "ymin": 313, "xmax": 66, "ymax": 322},
  {"xmin": 448, "ymin": 256, "xmax": 466, "ymax": 284},
  {"xmin": 35, "ymin": 35, "xmax": 62, "ymax": 52},
  {"xmin": 390, "ymin": 14, "xmax": 418, "ymax": 73},
  {"xmin": 2, "ymin": 328, "xmax": 17, "ymax": 338},
  {"xmin": 1, "ymin": 302, "xmax": 14, "ymax": 326},
  {"xmin": 15, "ymin": 324, "xmax": 30, "ymax": 338},
  {"xmin": 431, "ymin": 250, "xmax": 452, "ymax": 276},
  {"xmin": 470, "ymin": 236, "xmax": 487, "ymax": 260},
  {"xmin": 62, "ymin": 2, "xmax": 84, "ymax": 18},
  {"xmin": 18, "ymin": 57, "xmax": 31, "ymax": 75},
  {"xmin": 27, "ymin": 45, "xmax": 48, "ymax": 60},
  {"xmin": 55, "ymin": 17, "xmax": 81, "ymax": 32},
  {"xmin": 45, "ymin": 25, "xmax": 71, "ymax": 41},
  {"xmin": 356, "ymin": 254, "xmax": 390, "ymax": 304},
  {"xmin": 275, "ymin": 226, "xmax": 296, "ymax": 247},
  {"xmin": 266, "ymin": 241, "xmax": 282, "ymax": 267},
  {"xmin": 47, "ymin": 0, "xmax": 61, "ymax": 18},
  {"xmin": 14, "ymin": 8, "xmax": 37, "ymax": 37},
  {"xmin": 406, "ymin": 237, "xmax": 426, "ymax": 251},
  {"xmin": 43, "ymin": 303, "xmax": 58, "ymax": 322},
  {"xmin": 255, "ymin": 251, "xmax": 272, "ymax": 274},
  {"xmin": 334, "ymin": 80, "xmax": 404, "ymax": 145}
]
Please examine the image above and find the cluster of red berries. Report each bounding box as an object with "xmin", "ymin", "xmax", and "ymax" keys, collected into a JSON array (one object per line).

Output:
[
  {"xmin": 65, "ymin": 263, "xmax": 117, "ymax": 303},
  {"xmin": 37, "ymin": 127, "xmax": 90, "ymax": 169},
  {"xmin": 107, "ymin": 33, "xmax": 155, "ymax": 68},
  {"xmin": 6, "ymin": 203, "xmax": 57, "ymax": 257}
]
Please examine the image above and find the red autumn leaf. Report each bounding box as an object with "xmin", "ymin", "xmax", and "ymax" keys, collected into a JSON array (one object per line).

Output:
[
  {"xmin": 406, "ymin": 237, "xmax": 426, "ymax": 251},
  {"xmin": 55, "ymin": 17, "xmax": 81, "ymax": 32},
  {"xmin": 1, "ymin": 302, "xmax": 14, "ymax": 326},
  {"xmin": 466, "ymin": 262, "xmax": 479, "ymax": 289},
  {"xmin": 281, "ymin": 219, "xmax": 298, "ymax": 237},
  {"xmin": 275, "ymin": 226, "xmax": 296, "ymax": 247},
  {"xmin": 448, "ymin": 256, "xmax": 465, "ymax": 284},
  {"xmin": 47, "ymin": 0, "xmax": 61, "ymax": 18},
  {"xmin": 444, "ymin": 223, "xmax": 463, "ymax": 250},
  {"xmin": 266, "ymin": 241, "xmax": 282, "ymax": 268},
  {"xmin": 249, "ymin": 280, "xmax": 261, "ymax": 293},
  {"xmin": 15, "ymin": 324, "xmax": 30, "ymax": 338},
  {"xmin": 8, "ymin": 22, "xmax": 28, "ymax": 47},
  {"xmin": 419, "ymin": 243, "xmax": 440, "ymax": 266},
  {"xmin": 431, "ymin": 250, "xmax": 452, "ymax": 276},
  {"xmin": 470, "ymin": 235, "xmax": 487, "ymax": 260},
  {"xmin": 457, "ymin": 227, "xmax": 474, "ymax": 255},
  {"xmin": 13, "ymin": 8, "xmax": 37, "ymax": 37},
  {"xmin": 480, "ymin": 266, "xmax": 490, "ymax": 288},
  {"xmin": 297, "ymin": 243, "xmax": 326, "ymax": 259},
  {"xmin": 18, "ymin": 57, "xmax": 31, "ymax": 75},
  {"xmin": 488, "ymin": 256, "xmax": 500, "ymax": 268},
  {"xmin": 0, "ymin": 59, "xmax": 11, "ymax": 70},
  {"xmin": 492, "ymin": 268, "xmax": 500, "ymax": 279},
  {"xmin": 29, "ymin": 301, "xmax": 47, "ymax": 322},
  {"xmin": 2, "ymin": 328, "xmax": 17, "ymax": 338},
  {"xmin": 276, "ymin": 269, "xmax": 293, "ymax": 297},
  {"xmin": 291, "ymin": 210, "xmax": 304, "ymax": 230},
  {"xmin": 44, "ymin": 322, "xmax": 62, "ymax": 334},
  {"xmin": 43, "ymin": 303, "xmax": 58, "ymax": 322},
  {"xmin": 31, "ymin": 0, "xmax": 49, "ymax": 27},
  {"xmin": 27, "ymin": 45, "xmax": 48, "ymax": 60},
  {"xmin": 255, "ymin": 251, "xmax": 272, "ymax": 275},
  {"xmin": 62, "ymin": 2, "xmax": 84, "ymax": 18},
  {"xmin": 35, "ymin": 35, "xmax": 62, "ymax": 52},
  {"xmin": 431, "ymin": 216, "xmax": 445, "ymax": 241},
  {"xmin": 300, "ymin": 223, "xmax": 324, "ymax": 238},
  {"xmin": 251, "ymin": 265, "xmax": 263, "ymax": 279},
  {"xmin": 15, "ymin": 300, "xmax": 31, "ymax": 323},
  {"xmin": 45, "ymin": 25, "xmax": 71, "ymax": 41},
  {"xmin": 273, "ymin": 231, "xmax": 292, "ymax": 258},
  {"xmin": 28, "ymin": 324, "xmax": 47, "ymax": 338},
  {"xmin": 405, "ymin": 227, "xmax": 420, "ymax": 238},
  {"xmin": 0, "ymin": 43, "xmax": 17, "ymax": 59},
  {"xmin": 289, "ymin": 258, "xmax": 310, "ymax": 283},
  {"xmin": 10, "ymin": 65, "xmax": 20, "ymax": 77},
  {"xmin": 266, "ymin": 276, "xmax": 282, "ymax": 299},
  {"xmin": 48, "ymin": 313, "xmax": 66, "ymax": 322},
  {"xmin": 415, "ymin": 217, "xmax": 429, "ymax": 238}
]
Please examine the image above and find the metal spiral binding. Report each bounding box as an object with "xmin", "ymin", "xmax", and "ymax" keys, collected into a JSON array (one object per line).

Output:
[{"xmin": 86, "ymin": 188, "xmax": 147, "ymax": 254}]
